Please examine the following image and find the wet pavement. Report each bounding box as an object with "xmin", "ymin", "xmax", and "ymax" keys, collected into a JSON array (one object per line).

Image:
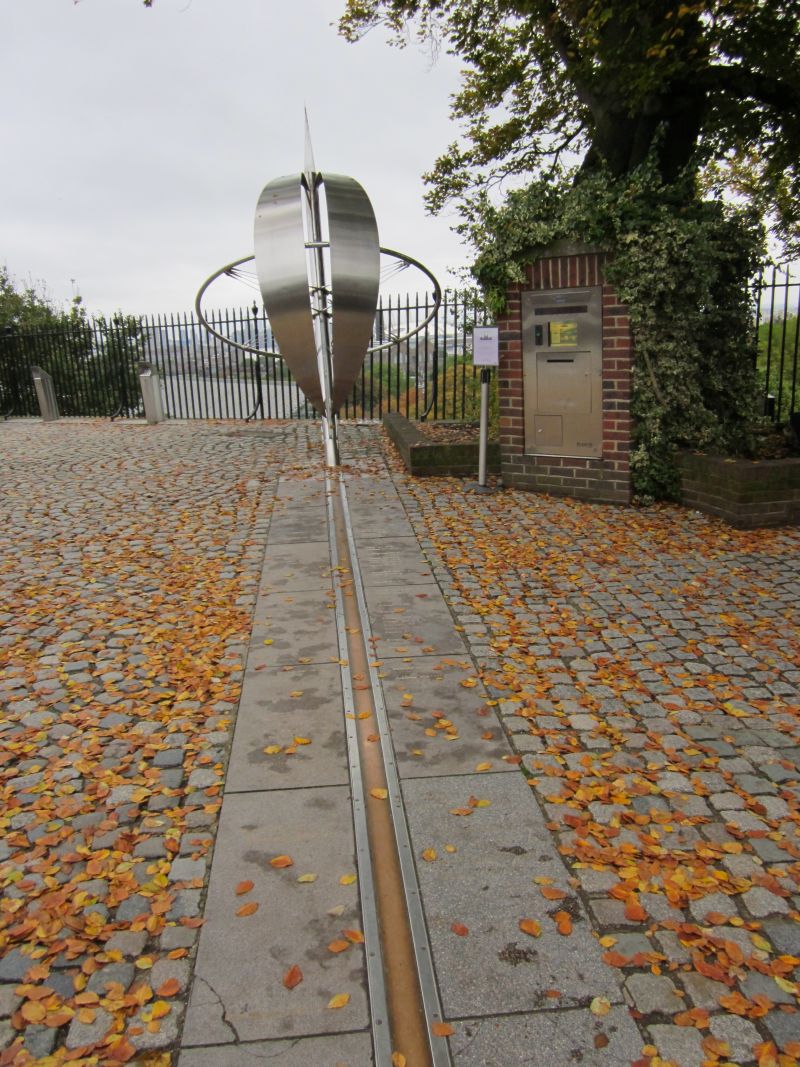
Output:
[{"xmin": 0, "ymin": 418, "xmax": 798, "ymax": 1067}]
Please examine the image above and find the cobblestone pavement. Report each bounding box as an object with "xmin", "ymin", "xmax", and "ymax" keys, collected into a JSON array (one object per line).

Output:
[
  {"xmin": 1, "ymin": 418, "xmax": 799, "ymax": 1067},
  {"xmin": 368, "ymin": 426, "xmax": 800, "ymax": 1067},
  {"xmin": 0, "ymin": 420, "xmax": 311, "ymax": 1066}
]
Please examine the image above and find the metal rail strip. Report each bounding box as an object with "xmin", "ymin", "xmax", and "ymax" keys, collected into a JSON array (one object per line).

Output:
[
  {"xmin": 325, "ymin": 470, "xmax": 393, "ymax": 1064},
  {"xmin": 324, "ymin": 457, "xmax": 453, "ymax": 1067}
]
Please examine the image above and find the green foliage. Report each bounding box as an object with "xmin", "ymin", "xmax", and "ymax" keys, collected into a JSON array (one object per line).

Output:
[
  {"xmin": 0, "ymin": 267, "xmax": 143, "ymax": 417},
  {"xmin": 340, "ymin": 1, "xmax": 800, "ymax": 255},
  {"xmin": 757, "ymin": 313, "xmax": 799, "ymax": 420},
  {"xmin": 467, "ymin": 161, "xmax": 765, "ymax": 501}
]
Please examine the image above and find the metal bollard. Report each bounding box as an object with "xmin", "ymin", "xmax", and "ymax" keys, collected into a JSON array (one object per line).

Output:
[
  {"xmin": 31, "ymin": 366, "xmax": 59, "ymax": 422},
  {"xmin": 138, "ymin": 362, "xmax": 165, "ymax": 424}
]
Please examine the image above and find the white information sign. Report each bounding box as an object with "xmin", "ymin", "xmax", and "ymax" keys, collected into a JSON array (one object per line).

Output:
[{"xmin": 472, "ymin": 326, "xmax": 499, "ymax": 367}]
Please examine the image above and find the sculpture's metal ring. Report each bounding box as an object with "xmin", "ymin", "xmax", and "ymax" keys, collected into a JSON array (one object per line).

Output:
[{"xmin": 194, "ymin": 248, "xmax": 443, "ymax": 360}]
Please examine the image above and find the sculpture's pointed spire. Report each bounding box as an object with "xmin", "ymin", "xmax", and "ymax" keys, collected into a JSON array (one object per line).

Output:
[{"xmin": 303, "ymin": 108, "xmax": 316, "ymax": 191}]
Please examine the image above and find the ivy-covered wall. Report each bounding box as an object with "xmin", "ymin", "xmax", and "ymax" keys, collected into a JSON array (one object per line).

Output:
[{"xmin": 470, "ymin": 163, "xmax": 765, "ymax": 502}]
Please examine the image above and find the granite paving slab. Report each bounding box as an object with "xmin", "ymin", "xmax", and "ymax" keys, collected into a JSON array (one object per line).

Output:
[
  {"xmin": 379, "ymin": 658, "xmax": 517, "ymax": 778},
  {"xmin": 182, "ymin": 787, "xmax": 368, "ymax": 1047},
  {"xmin": 364, "ymin": 584, "xmax": 467, "ymax": 658},
  {"xmin": 226, "ymin": 663, "xmax": 348, "ymax": 793},
  {"xmin": 355, "ymin": 535, "xmax": 435, "ymax": 587},
  {"xmin": 401, "ymin": 773, "xmax": 629, "ymax": 1019},
  {"xmin": 259, "ymin": 540, "xmax": 333, "ymax": 593},
  {"xmin": 249, "ymin": 590, "xmax": 338, "ymax": 665},
  {"xmin": 178, "ymin": 1031, "xmax": 373, "ymax": 1066}
]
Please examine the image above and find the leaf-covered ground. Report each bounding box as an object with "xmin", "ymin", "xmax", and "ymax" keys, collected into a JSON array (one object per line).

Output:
[
  {"xmin": 0, "ymin": 421, "xmax": 306, "ymax": 1066},
  {"xmin": 377, "ymin": 427, "xmax": 800, "ymax": 1067}
]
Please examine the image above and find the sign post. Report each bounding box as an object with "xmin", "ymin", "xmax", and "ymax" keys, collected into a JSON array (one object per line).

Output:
[{"xmin": 471, "ymin": 327, "xmax": 499, "ymax": 492}]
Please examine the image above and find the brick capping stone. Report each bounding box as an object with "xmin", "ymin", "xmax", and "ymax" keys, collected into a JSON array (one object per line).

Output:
[
  {"xmin": 678, "ymin": 450, "xmax": 800, "ymax": 528},
  {"xmin": 497, "ymin": 245, "xmax": 632, "ymax": 504}
]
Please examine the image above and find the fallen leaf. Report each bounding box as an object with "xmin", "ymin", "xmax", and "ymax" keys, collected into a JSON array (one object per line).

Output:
[
  {"xmin": 340, "ymin": 873, "xmax": 357, "ymax": 886},
  {"xmin": 519, "ymin": 919, "xmax": 541, "ymax": 938},
  {"xmin": 328, "ymin": 992, "xmax": 350, "ymax": 1009},
  {"xmin": 432, "ymin": 1021, "xmax": 455, "ymax": 1037},
  {"xmin": 553, "ymin": 911, "xmax": 572, "ymax": 936},
  {"xmin": 370, "ymin": 788, "xmax": 388, "ymax": 800},
  {"xmin": 594, "ymin": 1034, "xmax": 609, "ymax": 1048},
  {"xmin": 270, "ymin": 855, "xmax": 293, "ymax": 868},
  {"xmin": 236, "ymin": 901, "xmax": 259, "ymax": 917},
  {"xmin": 451, "ymin": 923, "xmax": 469, "ymax": 937},
  {"xmin": 344, "ymin": 929, "xmax": 365, "ymax": 943},
  {"xmin": 156, "ymin": 978, "xmax": 181, "ymax": 997},
  {"xmin": 283, "ymin": 965, "xmax": 303, "ymax": 990},
  {"xmin": 421, "ymin": 849, "xmax": 437, "ymax": 862},
  {"xmin": 540, "ymin": 886, "xmax": 567, "ymax": 901},
  {"xmin": 391, "ymin": 1054, "xmax": 407, "ymax": 1067},
  {"xmin": 235, "ymin": 880, "xmax": 254, "ymax": 895},
  {"xmin": 328, "ymin": 940, "xmax": 350, "ymax": 954},
  {"xmin": 590, "ymin": 996, "xmax": 611, "ymax": 1017},
  {"xmin": 475, "ymin": 762, "xmax": 492, "ymax": 772},
  {"xmin": 297, "ymin": 873, "xmax": 317, "ymax": 884}
]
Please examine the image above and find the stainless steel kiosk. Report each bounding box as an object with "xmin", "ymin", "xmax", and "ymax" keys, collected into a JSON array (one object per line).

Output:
[{"xmin": 522, "ymin": 287, "xmax": 602, "ymax": 457}]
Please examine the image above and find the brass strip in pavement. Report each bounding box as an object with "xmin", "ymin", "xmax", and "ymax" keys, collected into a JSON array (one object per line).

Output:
[{"xmin": 326, "ymin": 465, "xmax": 451, "ymax": 1067}]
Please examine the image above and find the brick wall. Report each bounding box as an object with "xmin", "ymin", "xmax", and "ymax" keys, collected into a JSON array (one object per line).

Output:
[
  {"xmin": 497, "ymin": 249, "xmax": 632, "ymax": 504},
  {"xmin": 678, "ymin": 451, "xmax": 800, "ymax": 529}
]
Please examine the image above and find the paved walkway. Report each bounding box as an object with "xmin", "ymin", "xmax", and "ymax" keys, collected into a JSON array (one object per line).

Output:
[{"xmin": 0, "ymin": 418, "xmax": 798, "ymax": 1067}]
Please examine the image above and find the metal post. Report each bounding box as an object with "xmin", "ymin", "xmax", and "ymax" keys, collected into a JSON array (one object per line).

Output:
[
  {"xmin": 138, "ymin": 362, "xmax": 165, "ymax": 424},
  {"xmin": 477, "ymin": 367, "xmax": 491, "ymax": 488},
  {"xmin": 31, "ymin": 366, "xmax": 59, "ymax": 421}
]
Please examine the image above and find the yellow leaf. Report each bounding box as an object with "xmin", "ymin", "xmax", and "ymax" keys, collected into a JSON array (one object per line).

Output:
[
  {"xmin": 289, "ymin": 691, "xmax": 303, "ymax": 698},
  {"xmin": 294, "ymin": 737, "xmax": 311, "ymax": 746},
  {"xmin": 135, "ymin": 956, "xmax": 154, "ymax": 970},
  {"xmin": 590, "ymin": 996, "xmax": 611, "ymax": 1016},
  {"xmin": 392, "ymin": 1054, "xmax": 407, "ymax": 1067},
  {"xmin": 444, "ymin": 844, "xmax": 457, "ymax": 853},
  {"xmin": 263, "ymin": 745, "xmax": 282, "ymax": 755},
  {"xmin": 340, "ymin": 873, "xmax": 357, "ymax": 886},
  {"xmin": 328, "ymin": 992, "xmax": 350, "ymax": 1009},
  {"xmin": 421, "ymin": 849, "xmax": 437, "ymax": 862},
  {"xmin": 751, "ymin": 934, "xmax": 771, "ymax": 952},
  {"xmin": 475, "ymin": 762, "xmax": 492, "ymax": 772},
  {"xmin": 370, "ymin": 788, "xmax": 388, "ymax": 800},
  {"xmin": 599, "ymin": 935, "xmax": 617, "ymax": 948},
  {"xmin": 297, "ymin": 873, "xmax": 317, "ymax": 884},
  {"xmin": 150, "ymin": 1000, "xmax": 171, "ymax": 1019},
  {"xmin": 774, "ymin": 976, "xmax": 798, "ymax": 995},
  {"xmin": 21, "ymin": 1001, "xmax": 46, "ymax": 1024},
  {"xmin": 263, "ymin": 639, "xmax": 273, "ymax": 645}
]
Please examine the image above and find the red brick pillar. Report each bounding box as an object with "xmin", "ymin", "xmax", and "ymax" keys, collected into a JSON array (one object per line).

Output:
[{"xmin": 496, "ymin": 245, "xmax": 632, "ymax": 504}]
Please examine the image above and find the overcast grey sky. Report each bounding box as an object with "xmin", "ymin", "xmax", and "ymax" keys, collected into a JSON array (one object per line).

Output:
[{"xmin": 0, "ymin": 0, "xmax": 468, "ymax": 315}]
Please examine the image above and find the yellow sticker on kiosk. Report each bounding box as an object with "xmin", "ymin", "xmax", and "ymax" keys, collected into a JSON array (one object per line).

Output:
[{"xmin": 549, "ymin": 321, "xmax": 578, "ymax": 347}]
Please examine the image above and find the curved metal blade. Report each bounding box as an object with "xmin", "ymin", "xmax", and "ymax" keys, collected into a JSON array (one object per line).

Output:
[
  {"xmin": 323, "ymin": 173, "xmax": 380, "ymax": 412},
  {"xmin": 254, "ymin": 174, "xmax": 325, "ymax": 413}
]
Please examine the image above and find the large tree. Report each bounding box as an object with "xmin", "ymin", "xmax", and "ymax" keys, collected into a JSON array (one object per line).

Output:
[{"xmin": 339, "ymin": 1, "xmax": 800, "ymax": 250}]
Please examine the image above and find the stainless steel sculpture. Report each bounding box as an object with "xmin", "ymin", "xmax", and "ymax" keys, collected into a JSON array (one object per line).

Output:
[{"xmin": 196, "ymin": 120, "xmax": 441, "ymax": 465}]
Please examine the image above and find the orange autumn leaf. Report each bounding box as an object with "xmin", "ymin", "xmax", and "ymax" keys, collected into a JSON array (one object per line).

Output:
[
  {"xmin": 421, "ymin": 848, "xmax": 437, "ymax": 862},
  {"xmin": 283, "ymin": 965, "xmax": 303, "ymax": 990},
  {"xmin": 540, "ymin": 886, "xmax": 567, "ymax": 901},
  {"xmin": 450, "ymin": 923, "xmax": 469, "ymax": 937},
  {"xmin": 701, "ymin": 1035, "xmax": 731, "ymax": 1057},
  {"xmin": 624, "ymin": 897, "xmax": 647, "ymax": 922},
  {"xmin": 328, "ymin": 992, "xmax": 350, "ymax": 1009},
  {"xmin": 518, "ymin": 919, "xmax": 542, "ymax": 938},
  {"xmin": 369, "ymin": 788, "xmax": 388, "ymax": 800},
  {"xmin": 391, "ymin": 1054, "xmax": 407, "ymax": 1067},
  {"xmin": 719, "ymin": 991, "xmax": 750, "ymax": 1015},
  {"xmin": 328, "ymin": 939, "xmax": 350, "ymax": 954},
  {"xmin": 235, "ymin": 880, "xmax": 254, "ymax": 896},
  {"xmin": 270, "ymin": 855, "xmax": 293, "ymax": 868},
  {"xmin": 155, "ymin": 978, "xmax": 181, "ymax": 997},
  {"xmin": 553, "ymin": 911, "xmax": 572, "ymax": 935},
  {"xmin": 236, "ymin": 901, "xmax": 259, "ymax": 917},
  {"xmin": 20, "ymin": 1001, "xmax": 46, "ymax": 1024},
  {"xmin": 432, "ymin": 1021, "xmax": 455, "ymax": 1037},
  {"xmin": 344, "ymin": 929, "xmax": 365, "ymax": 944}
]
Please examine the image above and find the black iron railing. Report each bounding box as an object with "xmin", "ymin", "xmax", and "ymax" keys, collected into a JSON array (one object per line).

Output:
[
  {"xmin": 0, "ymin": 292, "xmax": 491, "ymax": 422},
  {"xmin": 753, "ymin": 266, "xmax": 799, "ymax": 423}
]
